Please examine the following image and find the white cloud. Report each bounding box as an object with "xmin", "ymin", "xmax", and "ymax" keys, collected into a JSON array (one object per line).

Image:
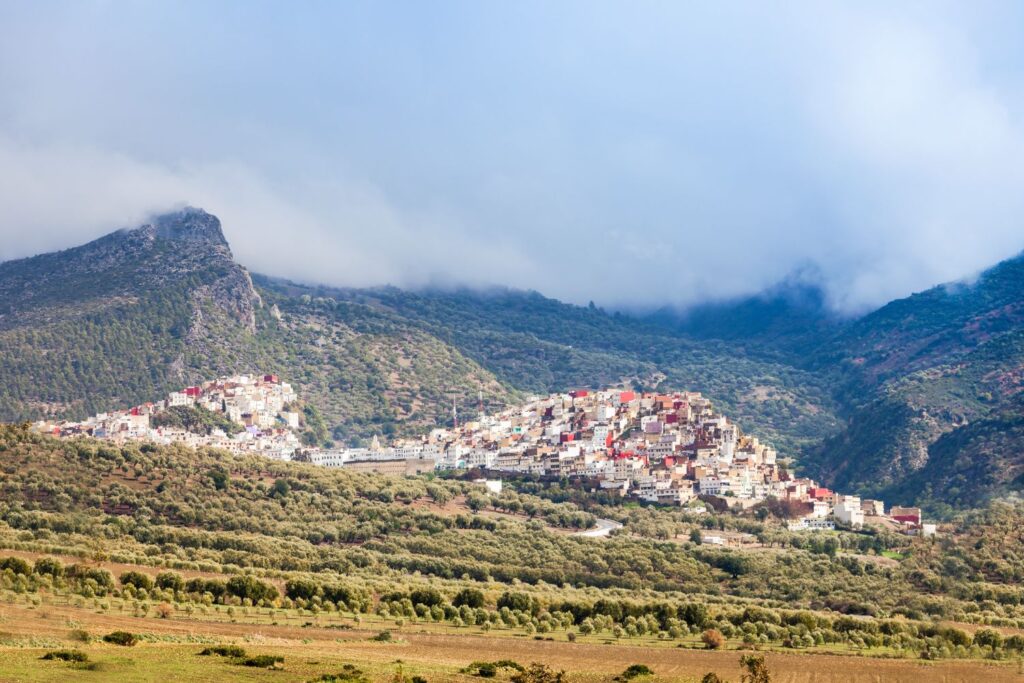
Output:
[{"xmin": 1, "ymin": 3, "xmax": 1024, "ymax": 313}]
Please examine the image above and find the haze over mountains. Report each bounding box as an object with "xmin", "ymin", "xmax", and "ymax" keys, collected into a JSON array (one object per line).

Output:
[{"xmin": 2, "ymin": 208, "xmax": 1023, "ymax": 512}]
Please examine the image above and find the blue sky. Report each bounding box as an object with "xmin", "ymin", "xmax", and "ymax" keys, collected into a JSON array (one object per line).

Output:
[{"xmin": 2, "ymin": 1, "xmax": 1024, "ymax": 312}]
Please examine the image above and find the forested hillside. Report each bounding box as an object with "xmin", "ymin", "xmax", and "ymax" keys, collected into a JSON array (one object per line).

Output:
[
  {"xmin": 3, "ymin": 424, "xmax": 1024, "ymax": 654},
  {"xmin": 0, "ymin": 209, "xmax": 840, "ymax": 453},
  {"xmin": 0, "ymin": 209, "xmax": 517, "ymax": 444},
  {"xmin": 3, "ymin": 208, "xmax": 1024, "ymax": 509},
  {"xmin": 800, "ymin": 254, "xmax": 1024, "ymax": 511}
]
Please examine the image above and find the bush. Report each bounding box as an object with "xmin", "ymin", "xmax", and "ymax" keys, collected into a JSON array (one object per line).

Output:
[
  {"xmin": 510, "ymin": 663, "xmax": 564, "ymax": 683},
  {"xmin": 199, "ymin": 645, "xmax": 247, "ymax": 658},
  {"xmin": 739, "ymin": 654, "xmax": 771, "ymax": 683},
  {"xmin": 41, "ymin": 650, "xmax": 88, "ymax": 662},
  {"xmin": 618, "ymin": 665, "xmax": 654, "ymax": 680},
  {"xmin": 238, "ymin": 654, "xmax": 284, "ymax": 668},
  {"xmin": 103, "ymin": 631, "xmax": 139, "ymax": 647},
  {"xmin": 453, "ymin": 588, "xmax": 486, "ymax": 608},
  {"xmin": 68, "ymin": 629, "xmax": 92, "ymax": 643},
  {"xmin": 702, "ymin": 629, "xmax": 726, "ymax": 650},
  {"xmin": 226, "ymin": 575, "xmax": 278, "ymax": 603},
  {"xmin": 155, "ymin": 571, "xmax": 185, "ymax": 592},
  {"xmin": 312, "ymin": 665, "xmax": 369, "ymax": 683},
  {"xmin": 119, "ymin": 571, "xmax": 154, "ymax": 591},
  {"xmin": 370, "ymin": 630, "xmax": 393, "ymax": 642},
  {"xmin": 34, "ymin": 557, "xmax": 64, "ymax": 578},
  {"xmin": 462, "ymin": 661, "xmax": 524, "ymax": 677},
  {"xmin": 0, "ymin": 557, "xmax": 32, "ymax": 576}
]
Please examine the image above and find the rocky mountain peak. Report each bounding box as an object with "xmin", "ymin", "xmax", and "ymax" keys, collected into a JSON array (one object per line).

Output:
[{"xmin": 120, "ymin": 206, "xmax": 231, "ymax": 254}]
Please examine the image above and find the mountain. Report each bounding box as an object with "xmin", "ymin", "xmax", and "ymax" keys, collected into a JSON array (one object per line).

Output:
[
  {"xmin": 0, "ymin": 209, "xmax": 839, "ymax": 454},
  {"xmin": 0, "ymin": 209, "xmax": 515, "ymax": 442},
  {"xmin": 255, "ymin": 277, "xmax": 841, "ymax": 455},
  {"xmin": 801, "ymin": 253, "xmax": 1024, "ymax": 511},
  {"xmin": 0, "ymin": 208, "xmax": 263, "ymax": 419},
  {"xmin": 3, "ymin": 207, "xmax": 1024, "ymax": 510},
  {"xmin": 642, "ymin": 277, "xmax": 844, "ymax": 357},
  {"xmin": 632, "ymin": 255, "xmax": 1024, "ymax": 512}
]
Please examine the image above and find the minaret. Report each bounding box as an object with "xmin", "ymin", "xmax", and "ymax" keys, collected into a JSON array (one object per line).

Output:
[
  {"xmin": 478, "ymin": 390, "xmax": 484, "ymax": 417},
  {"xmin": 452, "ymin": 398, "xmax": 458, "ymax": 431}
]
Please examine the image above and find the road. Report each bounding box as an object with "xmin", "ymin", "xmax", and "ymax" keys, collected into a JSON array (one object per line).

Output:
[{"xmin": 574, "ymin": 517, "xmax": 623, "ymax": 537}]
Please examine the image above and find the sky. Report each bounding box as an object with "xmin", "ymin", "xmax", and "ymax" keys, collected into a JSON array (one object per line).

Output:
[{"xmin": 2, "ymin": 2, "xmax": 1024, "ymax": 313}]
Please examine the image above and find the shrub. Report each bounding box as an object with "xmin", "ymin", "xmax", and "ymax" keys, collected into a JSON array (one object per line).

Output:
[
  {"xmin": 462, "ymin": 661, "xmax": 524, "ymax": 677},
  {"xmin": 41, "ymin": 650, "xmax": 88, "ymax": 662},
  {"xmin": 618, "ymin": 664, "xmax": 654, "ymax": 680},
  {"xmin": 0, "ymin": 557, "xmax": 32, "ymax": 575},
  {"xmin": 34, "ymin": 557, "xmax": 65, "ymax": 578},
  {"xmin": 155, "ymin": 571, "xmax": 185, "ymax": 592},
  {"xmin": 119, "ymin": 571, "xmax": 153, "ymax": 591},
  {"xmin": 68, "ymin": 629, "xmax": 92, "ymax": 643},
  {"xmin": 226, "ymin": 575, "xmax": 278, "ymax": 603},
  {"xmin": 238, "ymin": 654, "xmax": 284, "ymax": 668},
  {"xmin": 286, "ymin": 578, "xmax": 320, "ymax": 601},
  {"xmin": 199, "ymin": 645, "xmax": 247, "ymax": 658},
  {"xmin": 739, "ymin": 654, "xmax": 771, "ymax": 683},
  {"xmin": 409, "ymin": 588, "xmax": 443, "ymax": 607},
  {"xmin": 453, "ymin": 588, "xmax": 485, "ymax": 608},
  {"xmin": 973, "ymin": 628, "xmax": 1003, "ymax": 650},
  {"xmin": 510, "ymin": 663, "xmax": 564, "ymax": 683},
  {"xmin": 370, "ymin": 630, "xmax": 393, "ymax": 642},
  {"xmin": 702, "ymin": 629, "xmax": 726, "ymax": 650},
  {"xmin": 497, "ymin": 592, "xmax": 532, "ymax": 613},
  {"xmin": 311, "ymin": 664, "xmax": 368, "ymax": 682},
  {"xmin": 103, "ymin": 631, "xmax": 139, "ymax": 647}
]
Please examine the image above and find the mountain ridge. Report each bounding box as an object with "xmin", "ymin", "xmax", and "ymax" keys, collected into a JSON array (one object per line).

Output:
[{"xmin": 2, "ymin": 208, "xmax": 1024, "ymax": 510}]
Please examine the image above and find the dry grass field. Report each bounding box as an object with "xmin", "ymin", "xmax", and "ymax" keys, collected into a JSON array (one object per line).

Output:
[{"xmin": 0, "ymin": 598, "xmax": 1021, "ymax": 683}]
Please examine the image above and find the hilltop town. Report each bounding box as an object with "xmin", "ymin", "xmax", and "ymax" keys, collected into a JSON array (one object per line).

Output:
[
  {"xmin": 35, "ymin": 377, "xmax": 932, "ymax": 536},
  {"xmin": 315, "ymin": 388, "xmax": 933, "ymax": 536},
  {"xmin": 34, "ymin": 374, "xmax": 302, "ymax": 460}
]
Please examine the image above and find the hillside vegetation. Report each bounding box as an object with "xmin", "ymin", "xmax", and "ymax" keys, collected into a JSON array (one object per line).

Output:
[
  {"xmin": 3, "ymin": 208, "xmax": 1024, "ymax": 509},
  {"xmin": 3, "ymin": 426, "xmax": 1024, "ymax": 653}
]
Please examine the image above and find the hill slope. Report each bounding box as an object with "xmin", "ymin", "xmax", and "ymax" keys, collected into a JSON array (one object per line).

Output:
[
  {"xmin": 0, "ymin": 209, "xmax": 841, "ymax": 453},
  {"xmin": 0, "ymin": 209, "xmax": 515, "ymax": 442},
  {"xmin": 801, "ymin": 254, "xmax": 1024, "ymax": 510},
  {"xmin": 4, "ymin": 208, "xmax": 1024, "ymax": 508}
]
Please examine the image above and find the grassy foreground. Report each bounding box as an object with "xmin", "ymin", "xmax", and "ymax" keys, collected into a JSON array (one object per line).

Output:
[{"xmin": 0, "ymin": 598, "xmax": 1021, "ymax": 683}]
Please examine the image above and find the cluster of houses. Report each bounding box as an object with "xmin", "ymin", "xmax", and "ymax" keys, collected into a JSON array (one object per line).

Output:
[
  {"xmin": 34, "ymin": 374, "xmax": 303, "ymax": 460},
  {"xmin": 320, "ymin": 388, "xmax": 934, "ymax": 535},
  {"xmin": 33, "ymin": 375, "xmax": 935, "ymax": 535}
]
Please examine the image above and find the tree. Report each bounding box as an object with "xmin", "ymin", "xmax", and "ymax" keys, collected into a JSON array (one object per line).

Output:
[
  {"xmin": 973, "ymin": 628, "xmax": 1003, "ymax": 650},
  {"xmin": 119, "ymin": 571, "xmax": 153, "ymax": 591},
  {"xmin": 155, "ymin": 571, "xmax": 185, "ymax": 592},
  {"xmin": 702, "ymin": 629, "xmax": 726, "ymax": 650},
  {"xmin": 511, "ymin": 663, "xmax": 564, "ymax": 683},
  {"xmin": 739, "ymin": 654, "xmax": 771, "ymax": 683},
  {"xmin": 453, "ymin": 588, "xmax": 485, "ymax": 608},
  {"xmin": 690, "ymin": 529, "xmax": 703, "ymax": 544}
]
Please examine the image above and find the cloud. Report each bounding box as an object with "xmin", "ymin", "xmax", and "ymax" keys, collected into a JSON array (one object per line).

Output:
[
  {"xmin": 0, "ymin": 135, "xmax": 539, "ymax": 291},
  {"xmin": 1, "ymin": 2, "xmax": 1024, "ymax": 313}
]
